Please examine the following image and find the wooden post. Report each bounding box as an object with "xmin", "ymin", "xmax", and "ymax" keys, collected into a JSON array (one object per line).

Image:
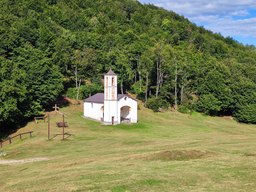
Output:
[
  {"xmin": 20, "ymin": 134, "xmax": 22, "ymax": 139},
  {"xmin": 30, "ymin": 132, "xmax": 32, "ymax": 137},
  {"xmin": 34, "ymin": 117, "xmax": 36, "ymax": 124},
  {"xmin": 63, "ymin": 114, "xmax": 64, "ymax": 140},
  {"xmin": 48, "ymin": 114, "xmax": 50, "ymax": 140}
]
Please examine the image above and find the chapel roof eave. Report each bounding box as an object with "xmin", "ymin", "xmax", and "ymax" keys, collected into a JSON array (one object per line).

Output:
[
  {"xmin": 83, "ymin": 93, "xmax": 104, "ymax": 103},
  {"xmin": 84, "ymin": 101, "xmax": 104, "ymax": 104},
  {"xmin": 83, "ymin": 93, "xmax": 138, "ymax": 103}
]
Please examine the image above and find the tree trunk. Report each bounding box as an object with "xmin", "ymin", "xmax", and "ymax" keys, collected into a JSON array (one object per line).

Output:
[
  {"xmin": 75, "ymin": 64, "xmax": 78, "ymax": 88},
  {"xmin": 145, "ymin": 71, "xmax": 149, "ymax": 106},
  {"xmin": 156, "ymin": 58, "xmax": 159, "ymax": 98},
  {"xmin": 137, "ymin": 54, "xmax": 142, "ymax": 91},
  {"xmin": 181, "ymin": 83, "xmax": 184, "ymax": 103},
  {"xmin": 121, "ymin": 81, "xmax": 123, "ymax": 94},
  {"xmin": 77, "ymin": 79, "xmax": 81, "ymax": 100},
  {"xmin": 180, "ymin": 75, "xmax": 188, "ymax": 103},
  {"xmin": 175, "ymin": 59, "xmax": 178, "ymax": 110},
  {"xmin": 160, "ymin": 72, "xmax": 164, "ymax": 88}
]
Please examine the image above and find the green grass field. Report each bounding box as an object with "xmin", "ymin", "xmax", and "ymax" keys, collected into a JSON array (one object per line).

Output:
[{"xmin": 1, "ymin": 104, "xmax": 256, "ymax": 192}]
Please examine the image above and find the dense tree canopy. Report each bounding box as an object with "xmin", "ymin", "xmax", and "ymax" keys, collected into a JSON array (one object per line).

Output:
[{"xmin": 1, "ymin": 0, "xmax": 256, "ymax": 135}]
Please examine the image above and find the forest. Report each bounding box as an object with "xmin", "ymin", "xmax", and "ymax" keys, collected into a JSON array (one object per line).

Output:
[{"xmin": 1, "ymin": 0, "xmax": 256, "ymax": 135}]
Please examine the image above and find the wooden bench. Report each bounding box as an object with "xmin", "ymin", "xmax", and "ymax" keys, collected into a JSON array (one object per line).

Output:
[{"xmin": 34, "ymin": 116, "xmax": 46, "ymax": 124}]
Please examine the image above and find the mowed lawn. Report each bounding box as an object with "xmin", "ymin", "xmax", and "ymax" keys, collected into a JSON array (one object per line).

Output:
[{"xmin": 1, "ymin": 104, "xmax": 256, "ymax": 192}]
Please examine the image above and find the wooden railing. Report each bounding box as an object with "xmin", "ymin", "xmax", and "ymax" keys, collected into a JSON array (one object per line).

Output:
[{"xmin": 0, "ymin": 131, "xmax": 33, "ymax": 148}]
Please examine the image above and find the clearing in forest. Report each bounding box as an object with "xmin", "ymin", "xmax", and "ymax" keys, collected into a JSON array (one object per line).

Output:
[{"xmin": 1, "ymin": 104, "xmax": 256, "ymax": 192}]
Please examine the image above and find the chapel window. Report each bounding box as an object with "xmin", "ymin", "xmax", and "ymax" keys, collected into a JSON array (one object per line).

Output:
[
  {"xmin": 106, "ymin": 77, "xmax": 108, "ymax": 86},
  {"xmin": 112, "ymin": 88, "xmax": 115, "ymax": 100},
  {"xmin": 106, "ymin": 88, "xmax": 108, "ymax": 100},
  {"xmin": 112, "ymin": 77, "xmax": 115, "ymax": 86}
]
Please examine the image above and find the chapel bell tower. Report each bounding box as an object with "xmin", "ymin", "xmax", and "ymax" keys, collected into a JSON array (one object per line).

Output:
[{"xmin": 103, "ymin": 69, "xmax": 118, "ymax": 124}]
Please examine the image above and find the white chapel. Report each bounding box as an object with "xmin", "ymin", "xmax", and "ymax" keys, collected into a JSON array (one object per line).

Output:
[{"xmin": 83, "ymin": 69, "xmax": 138, "ymax": 125}]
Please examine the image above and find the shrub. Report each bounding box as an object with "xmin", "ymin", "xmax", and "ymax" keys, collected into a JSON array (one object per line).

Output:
[
  {"xmin": 136, "ymin": 91, "xmax": 145, "ymax": 101},
  {"xmin": 198, "ymin": 94, "xmax": 221, "ymax": 116},
  {"xmin": 178, "ymin": 105, "xmax": 189, "ymax": 114},
  {"xmin": 161, "ymin": 99, "xmax": 169, "ymax": 110},
  {"xmin": 147, "ymin": 96, "xmax": 169, "ymax": 112},
  {"xmin": 80, "ymin": 82, "xmax": 103, "ymax": 99},
  {"xmin": 66, "ymin": 88, "xmax": 78, "ymax": 99},
  {"xmin": 130, "ymin": 83, "xmax": 139, "ymax": 94},
  {"xmin": 130, "ymin": 82, "xmax": 145, "ymax": 94},
  {"xmin": 234, "ymin": 104, "xmax": 256, "ymax": 123},
  {"xmin": 147, "ymin": 97, "xmax": 159, "ymax": 112}
]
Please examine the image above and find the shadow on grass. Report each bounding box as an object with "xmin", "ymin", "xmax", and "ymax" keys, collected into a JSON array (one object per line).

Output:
[
  {"xmin": 115, "ymin": 122, "xmax": 147, "ymax": 130},
  {"xmin": 49, "ymin": 133, "xmax": 73, "ymax": 140}
]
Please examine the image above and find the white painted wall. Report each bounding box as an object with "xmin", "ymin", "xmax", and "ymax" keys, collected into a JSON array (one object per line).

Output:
[
  {"xmin": 84, "ymin": 102, "xmax": 103, "ymax": 121},
  {"xmin": 118, "ymin": 97, "xmax": 137, "ymax": 123},
  {"xmin": 84, "ymin": 97, "xmax": 137, "ymax": 124},
  {"xmin": 104, "ymin": 100, "xmax": 118, "ymax": 124}
]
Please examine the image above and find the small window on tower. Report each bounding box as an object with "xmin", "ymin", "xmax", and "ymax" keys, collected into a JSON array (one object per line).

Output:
[
  {"xmin": 112, "ymin": 88, "xmax": 115, "ymax": 100},
  {"xmin": 106, "ymin": 77, "xmax": 108, "ymax": 86},
  {"xmin": 106, "ymin": 88, "xmax": 108, "ymax": 100},
  {"xmin": 112, "ymin": 77, "xmax": 114, "ymax": 86}
]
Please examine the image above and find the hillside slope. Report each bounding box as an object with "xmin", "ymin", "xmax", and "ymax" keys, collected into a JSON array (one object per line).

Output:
[
  {"xmin": 1, "ymin": 105, "xmax": 256, "ymax": 191},
  {"xmin": 1, "ymin": 0, "xmax": 256, "ymax": 135}
]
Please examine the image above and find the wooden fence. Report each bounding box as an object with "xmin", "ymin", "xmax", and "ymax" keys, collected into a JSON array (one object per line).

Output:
[{"xmin": 0, "ymin": 131, "xmax": 33, "ymax": 148}]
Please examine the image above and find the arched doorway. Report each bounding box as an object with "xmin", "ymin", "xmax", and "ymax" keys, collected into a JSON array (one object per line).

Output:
[{"xmin": 120, "ymin": 106, "xmax": 131, "ymax": 122}]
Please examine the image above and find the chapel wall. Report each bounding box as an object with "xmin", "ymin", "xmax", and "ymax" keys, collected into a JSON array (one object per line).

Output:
[
  {"xmin": 118, "ymin": 97, "xmax": 137, "ymax": 123},
  {"xmin": 84, "ymin": 102, "xmax": 103, "ymax": 121}
]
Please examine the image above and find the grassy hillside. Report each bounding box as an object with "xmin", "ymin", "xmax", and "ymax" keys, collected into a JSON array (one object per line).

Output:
[{"xmin": 1, "ymin": 104, "xmax": 256, "ymax": 191}]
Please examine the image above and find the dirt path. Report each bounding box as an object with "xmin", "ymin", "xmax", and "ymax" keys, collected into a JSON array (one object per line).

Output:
[{"xmin": 0, "ymin": 157, "xmax": 49, "ymax": 165}]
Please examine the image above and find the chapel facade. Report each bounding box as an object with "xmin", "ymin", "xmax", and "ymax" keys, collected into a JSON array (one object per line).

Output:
[{"xmin": 83, "ymin": 69, "xmax": 138, "ymax": 125}]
